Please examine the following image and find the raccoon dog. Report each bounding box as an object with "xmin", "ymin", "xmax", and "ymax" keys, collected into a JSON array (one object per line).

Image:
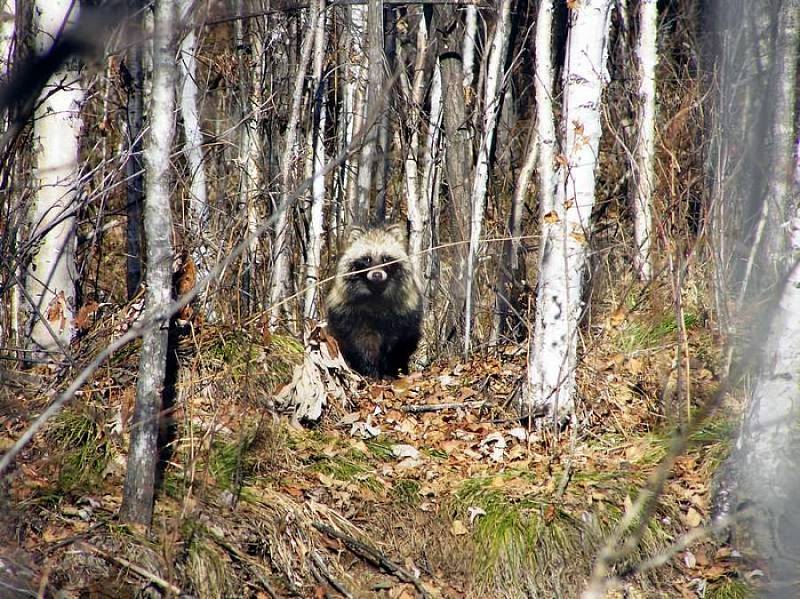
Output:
[{"xmin": 326, "ymin": 224, "xmax": 423, "ymax": 378}]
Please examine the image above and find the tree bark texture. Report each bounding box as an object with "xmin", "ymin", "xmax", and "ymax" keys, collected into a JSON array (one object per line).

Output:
[
  {"xmin": 632, "ymin": 0, "xmax": 658, "ymax": 281},
  {"xmin": 434, "ymin": 4, "xmax": 472, "ymax": 348},
  {"xmin": 25, "ymin": 0, "xmax": 84, "ymax": 359},
  {"xmin": 525, "ymin": 0, "xmax": 612, "ymax": 421},
  {"xmin": 120, "ymin": 0, "xmax": 177, "ymax": 527},
  {"xmin": 463, "ymin": 0, "xmax": 512, "ymax": 354}
]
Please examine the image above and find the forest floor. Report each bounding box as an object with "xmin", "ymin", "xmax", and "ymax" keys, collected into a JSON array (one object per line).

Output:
[{"xmin": 0, "ymin": 288, "xmax": 758, "ymax": 598}]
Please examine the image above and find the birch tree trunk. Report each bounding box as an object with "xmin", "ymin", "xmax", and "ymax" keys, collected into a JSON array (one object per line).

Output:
[
  {"xmin": 177, "ymin": 0, "xmax": 212, "ymax": 309},
  {"xmin": 269, "ymin": 11, "xmax": 316, "ymax": 328},
  {"xmin": 0, "ymin": 0, "xmax": 14, "ymax": 127},
  {"xmin": 535, "ymin": 0, "xmax": 556, "ymax": 217},
  {"xmin": 403, "ymin": 8, "xmax": 431, "ymax": 280},
  {"xmin": 735, "ymin": 211, "xmax": 800, "ymax": 596},
  {"xmin": 421, "ymin": 60, "xmax": 443, "ymax": 304},
  {"xmin": 462, "ymin": 5, "xmax": 478, "ymax": 94},
  {"xmin": 120, "ymin": 0, "xmax": 177, "ymax": 527},
  {"xmin": 303, "ymin": 0, "xmax": 327, "ymax": 320},
  {"xmin": 125, "ymin": 0, "xmax": 145, "ymax": 300},
  {"xmin": 524, "ymin": 0, "xmax": 612, "ymax": 421},
  {"xmin": 341, "ymin": 4, "xmax": 367, "ymax": 226},
  {"xmin": 355, "ymin": 0, "xmax": 384, "ymax": 223},
  {"xmin": 722, "ymin": 5, "xmax": 800, "ymax": 593},
  {"xmin": 463, "ymin": 0, "xmax": 512, "ymax": 355},
  {"xmin": 25, "ymin": 0, "xmax": 84, "ymax": 359},
  {"xmin": 632, "ymin": 0, "xmax": 658, "ymax": 281}
]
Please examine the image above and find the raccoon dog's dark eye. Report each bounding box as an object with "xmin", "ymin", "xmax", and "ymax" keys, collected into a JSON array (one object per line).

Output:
[{"xmin": 381, "ymin": 255, "xmax": 393, "ymax": 265}]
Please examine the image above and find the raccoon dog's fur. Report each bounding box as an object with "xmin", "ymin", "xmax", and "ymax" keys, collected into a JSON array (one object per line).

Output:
[{"xmin": 326, "ymin": 224, "xmax": 423, "ymax": 378}]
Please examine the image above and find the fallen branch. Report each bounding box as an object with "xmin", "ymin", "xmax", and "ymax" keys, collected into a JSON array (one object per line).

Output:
[
  {"xmin": 312, "ymin": 522, "xmax": 429, "ymax": 598},
  {"xmin": 77, "ymin": 542, "xmax": 181, "ymax": 595},
  {"xmin": 400, "ymin": 400, "xmax": 485, "ymax": 413},
  {"xmin": 310, "ymin": 550, "xmax": 353, "ymax": 598},
  {"xmin": 208, "ymin": 530, "xmax": 280, "ymax": 599}
]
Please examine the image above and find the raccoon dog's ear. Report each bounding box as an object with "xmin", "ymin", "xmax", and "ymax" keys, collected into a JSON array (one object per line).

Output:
[
  {"xmin": 384, "ymin": 223, "xmax": 408, "ymax": 244},
  {"xmin": 345, "ymin": 226, "xmax": 366, "ymax": 244}
]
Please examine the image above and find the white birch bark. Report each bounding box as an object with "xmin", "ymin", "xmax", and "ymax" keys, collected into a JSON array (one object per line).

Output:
[
  {"xmin": 342, "ymin": 4, "xmax": 367, "ymax": 225},
  {"xmin": 463, "ymin": 0, "xmax": 512, "ymax": 354},
  {"xmin": 25, "ymin": 0, "xmax": 84, "ymax": 358},
  {"xmin": 269, "ymin": 10, "xmax": 317, "ymax": 328},
  {"xmin": 462, "ymin": 5, "xmax": 477, "ymax": 92},
  {"xmin": 177, "ymin": 0, "xmax": 212, "ymax": 299},
  {"xmin": 633, "ymin": 0, "xmax": 658, "ymax": 281},
  {"xmin": 304, "ymin": 0, "xmax": 327, "ymax": 320},
  {"xmin": 525, "ymin": 0, "xmax": 612, "ymax": 420},
  {"xmin": 535, "ymin": 0, "xmax": 557, "ymax": 216},
  {"xmin": 735, "ymin": 206, "xmax": 800, "ymax": 591},
  {"xmin": 404, "ymin": 9, "xmax": 430, "ymax": 279},
  {"xmin": 0, "ymin": 0, "xmax": 14, "ymax": 78},
  {"xmin": 421, "ymin": 62, "xmax": 443, "ymax": 294},
  {"xmin": 120, "ymin": 0, "xmax": 176, "ymax": 527}
]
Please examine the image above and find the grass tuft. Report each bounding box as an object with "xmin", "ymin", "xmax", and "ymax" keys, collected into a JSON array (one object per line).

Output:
[{"xmin": 46, "ymin": 409, "xmax": 112, "ymax": 492}]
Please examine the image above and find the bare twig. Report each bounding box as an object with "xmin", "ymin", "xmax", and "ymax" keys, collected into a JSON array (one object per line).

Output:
[
  {"xmin": 77, "ymin": 542, "xmax": 182, "ymax": 595},
  {"xmin": 310, "ymin": 551, "xmax": 353, "ymax": 598},
  {"xmin": 585, "ymin": 509, "xmax": 751, "ymax": 598},
  {"xmin": 312, "ymin": 521, "xmax": 429, "ymax": 598},
  {"xmin": 400, "ymin": 400, "xmax": 485, "ymax": 413}
]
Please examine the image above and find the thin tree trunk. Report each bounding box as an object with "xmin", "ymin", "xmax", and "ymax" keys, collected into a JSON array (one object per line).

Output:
[
  {"xmin": 421, "ymin": 60, "xmax": 443, "ymax": 306},
  {"xmin": 633, "ymin": 0, "xmax": 658, "ymax": 281},
  {"xmin": 0, "ymin": 0, "xmax": 15, "ymax": 128},
  {"xmin": 535, "ymin": 0, "xmax": 556, "ymax": 217},
  {"xmin": 462, "ymin": 5, "xmax": 477, "ymax": 93},
  {"xmin": 342, "ymin": 4, "xmax": 367, "ymax": 226},
  {"xmin": 524, "ymin": 0, "xmax": 612, "ymax": 421},
  {"xmin": 235, "ymin": 0, "xmax": 263, "ymax": 315},
  {"xmin": 269, "ymin": 10, "xmax": 317, "ymax": 329},
  {"xmin": 178, "ymin": 0, "xmax": 212, "ymax": 311},
  {"xmin": 355, "ymin": 0, "xmax": 384, "ymax": 223},
  {"xmin": 493, "ymin": 124, "xmax": 538, "ymax": 345},
  {"xmin": 126, "ymin": 0, "xmax": 145, "ymax": 300},
  {"xmin": 304, "ymin": 0, "xmax": 327, "ymax": 320},
  {"xmin": 120, "ymin": 0, "xmax": 177, "ymax": 527},
  {"xmin": 25, "ymin": 0, "xmax": 84, "ymax": 359},
  {"xmin": 463, "ymin": 0, "xmax": 511, "ymax": 355},
  {"xmin": 404, "ymin": 7, "xmax": 430, "ymax": 279},
  {"xmin": 434, "ymin": 4, "xmax": 472, "ymax": 347}
]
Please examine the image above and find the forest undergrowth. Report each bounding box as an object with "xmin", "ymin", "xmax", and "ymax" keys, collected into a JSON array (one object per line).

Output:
[{"xmin": 0, "ymin": 270, "xmax": 756, "ymax": 598}]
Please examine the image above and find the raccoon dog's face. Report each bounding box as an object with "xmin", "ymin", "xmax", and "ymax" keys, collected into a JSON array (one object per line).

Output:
[{"xmin": 334, "ymin": 224, "xmax": 417, "ymax": 305}]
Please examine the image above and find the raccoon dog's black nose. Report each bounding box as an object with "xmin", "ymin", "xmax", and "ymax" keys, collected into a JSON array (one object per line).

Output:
[{"xmin": 367, "ymin": 269, "xmax": 388, "ymax": 283}]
